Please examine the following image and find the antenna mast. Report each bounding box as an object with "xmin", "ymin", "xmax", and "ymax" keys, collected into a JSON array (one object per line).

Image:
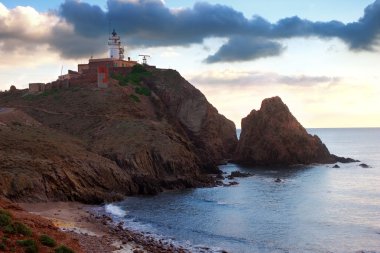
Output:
[{"xmin": 138, "ymin": 54, "xmax": 151, "ymax": 65}]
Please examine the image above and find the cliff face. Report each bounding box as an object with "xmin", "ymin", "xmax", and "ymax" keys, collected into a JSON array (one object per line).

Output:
[
  {"xmin": 0, "ymin": 117, "xmax": 134, "ymax": 203},
  {"xmin": 0, "ymin": 67, "xmax": 236, "ymax": 202},
  {"xmin": 234, "ymin": 96, "xmax": 336, "ymax": 166},
  {"xmin": 147, "ymin": 69, "xmax": 238, "ymax": 165}
]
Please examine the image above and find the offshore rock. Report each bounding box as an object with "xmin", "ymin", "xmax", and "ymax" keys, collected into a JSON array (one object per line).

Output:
[{"xmin": 234, "ymin": 96, "xmax": 354, "ymax": 166}]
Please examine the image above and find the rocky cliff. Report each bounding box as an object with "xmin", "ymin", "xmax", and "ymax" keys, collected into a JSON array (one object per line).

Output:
[
  {"xmin": 0, "ymin": 66, "xmax": 237, "ymax": 203},
  {"xmin": 147, "ymin": 69, "xmax": 237, "ymax": 167},
  {"xmin": 234, "ymin": 96, "xmax": 352, "ymax": 166}
]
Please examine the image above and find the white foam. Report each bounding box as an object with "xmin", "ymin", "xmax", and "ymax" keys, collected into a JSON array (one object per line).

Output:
[{"xmin": 105, "ymin": 203, "xmax": 127, "ymax": 217}]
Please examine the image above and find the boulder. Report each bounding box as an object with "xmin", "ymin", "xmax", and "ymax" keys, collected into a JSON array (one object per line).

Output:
[{"xmin": 226, "ymin": 171, "xmax": 254, "ymax": 179}]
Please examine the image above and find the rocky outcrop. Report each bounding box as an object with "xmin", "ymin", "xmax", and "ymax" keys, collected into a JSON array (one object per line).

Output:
[
  {"xmin": 0, "ymin": 66, "xmax": 236, "ymax": 203},
  {"xmin": 147, "ymin": 69, "xmax": 238, "ymax": 165},
  {"xmin": 0, "ymin": 123, "xmax": 134, "ymax": 203},
  {"xmin": 234, "ymin": 96, "xmax": 354, "ymax": 166}
]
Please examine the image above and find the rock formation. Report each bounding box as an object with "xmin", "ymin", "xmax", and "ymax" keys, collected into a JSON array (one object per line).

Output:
[
  {"xmin": 147, "ymin": 69, "xmax": 238, "ymax": 166},
  {"xmin": 0, "ymin": 66, "xmax": 237, "ymax": 203},
  {"xmin": 234, "ymin": 96, "xmax": 354, "ymax": 166}
]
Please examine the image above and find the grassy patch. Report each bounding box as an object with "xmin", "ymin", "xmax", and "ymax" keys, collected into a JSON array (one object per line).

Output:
[
  {"xmin": 0, "ymin": 209, "xmax": 12, "ymax": 227},
  {"xmin": 70, "ymin": 87, "xmax": 80, "ymax": 92},
  {"xmin": 54, "ymin": 245, "xmax": 75, "ymax": 253},
  {"xmin": 13, "ymin": 222, "xmax": 32, "ymax": 236},
  {"xmin": 22, "ymin": 94, "xmax": 38, "ymax": 101},
  {"xmin": 3, "ymin": 222, "xmax": 32, "ymax": 236},
  {"xmin": 112, "ymin": 64, "xmax": 151, "ymax": 86},
  {"xmin": 3, "ymin": 224, "xmax": 15, "ymax": 234},
  {"xmin": 129, "ymin": 94, "xmax": 140, "ymax": 103},
  {"xmin": 111, "ymin": 73, "xmax": 129, "ymax": 86},
  {"xmin": 135, "ymin": 86, "xmax": 151, "ymax": 96},
  {"xmin": 39, "ymin": 235, "xmax": 56, "ymax": 247},
  {"xmin": 22, "ymin": 88, "xmax": 61, "ymax": 100},
  {"xmin": 17, "ymin": 239, "xmax": 38, "ymax": 253}
]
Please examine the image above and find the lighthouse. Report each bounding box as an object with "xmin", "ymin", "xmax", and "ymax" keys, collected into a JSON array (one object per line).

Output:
[{"xmin": 108, "ymin": 29, "xmax": 125, "ymax": 60}]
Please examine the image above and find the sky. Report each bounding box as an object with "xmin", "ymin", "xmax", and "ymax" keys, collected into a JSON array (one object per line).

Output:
[{"xmin": 0, "ymin": 0, "xmax": 379, "ymax": 128}]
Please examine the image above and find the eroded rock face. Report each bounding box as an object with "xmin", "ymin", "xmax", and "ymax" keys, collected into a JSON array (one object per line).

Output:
[
  {"xmin": 0, "ymin": 123, "xmax": 134, "ymax": 203},
  {"xmin": 148, "ymin": 69, "xmax": 238, "ymax": 164},
  {"xmin": 234, "ymin": 96, "xmax": 336, "ymax": 166},
  {"xmin": 0, "ymin": 67, "xmax": 235, "ymax": 202}
]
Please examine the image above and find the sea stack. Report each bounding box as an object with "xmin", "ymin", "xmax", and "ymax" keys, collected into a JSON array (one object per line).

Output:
[{"xmin": 234, "ymin": 96, "xmax": 336, "ymax": 166}]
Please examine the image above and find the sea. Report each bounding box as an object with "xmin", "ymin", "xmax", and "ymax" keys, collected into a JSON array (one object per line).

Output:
[{"xmin": 104, "ymin": 128, "xmax": 380, "ymax": 253}]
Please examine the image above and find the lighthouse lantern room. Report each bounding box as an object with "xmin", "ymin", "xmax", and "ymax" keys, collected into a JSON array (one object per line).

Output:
[{"xmin": 108, "ymin": 29, "xmax": 125, "ymax": 60}]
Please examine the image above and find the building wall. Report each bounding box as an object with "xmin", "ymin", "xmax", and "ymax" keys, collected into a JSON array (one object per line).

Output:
[
  {"xmin": 97, "ymin": 66, "xmax": 109, "ymax": 88},
  {"xmin": 29, "ymin": 83, "xmax": 44, "ymax": 93},
  {"xmin": 78, "ymin": 64, "xmax": 89, "ymax": 74}
]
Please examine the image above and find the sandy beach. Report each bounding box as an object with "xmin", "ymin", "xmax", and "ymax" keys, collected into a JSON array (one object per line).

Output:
[
  {"xmin": 18, "ymin": 201, "xmax": 189, "ymax": 253},
  {"xmin": 18, "ymin": 202, "xmax": 138, "ymax": 253}
]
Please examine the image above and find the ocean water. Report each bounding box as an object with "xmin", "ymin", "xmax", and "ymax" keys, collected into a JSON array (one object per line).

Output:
[{"xmin": 106, "ymin": 128, "xmax": 380, "ymax": 253}]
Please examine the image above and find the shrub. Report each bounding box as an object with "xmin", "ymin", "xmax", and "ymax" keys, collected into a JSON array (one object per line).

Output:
[
  {"xmin": 129, "ymin": 94, "xmax": 140, "ymax": 102},
  {"xmin": 39, "ymin": 235, "xmax": 56, "ymax": 247},
  {"xmin": 13, "ymin": 222, "xmax": 32, "ymax": 236},
  {"xmin": 0, "ymin": 242, "xmax": 6, "ymax": 250},
  {"xmin": 3, "ymin": 222, "xmax": 33, "ymax": 236},
  {"xmin": 131, "ymin": 64, "xmax": 148, "ymax": 74},
  {"xmin": 1, "ymin": 237, "xmax": 7, "ymax": 244},
  {"xmin": 135, "ymin": 86, "xmax": 151, "ymax": 96},
  {"xmin": 17, "ymin": 239, "xmax": 38, "ymax": 253},
  {"xmin": 54, "ymin": 245, "xmax": 75, "ymax": 253},
  {"xmin": 0, "ymin": 210, "xmax": 12, "ymax": 227},
  {"xmin": 3, "ymin": 224, "xmax": 15, "ymax": 234}
]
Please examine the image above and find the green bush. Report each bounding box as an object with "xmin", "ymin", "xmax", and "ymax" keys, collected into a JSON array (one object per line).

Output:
[
  {"xmin": 0, "ymin": 242, "xmax": 6, "ymax": 251},
  {"xmin": 135, "ymin": 86, "xmax": 151, "ymax": 96},
  {"xmin": 13, "ymin": 222, "xmax": 32, "ymax": 236},
  {"xmin": 0, "ymin": 209, "xmax": 11, "ymax": 218},
  {"xmin": 112, "ymin": 65, "xmax": 151, "ymax": 87},
  {"xmin": 129, "ymin": 94, "xmax": 140, "ymax": 102},
  {"xmin": 131, "ymin": 64, "xmax": 148, "ymax": 74},
  {"xmin": 0, "ymin": 210, "xmax": 12, "ymax": 227},
  {"xmin": 54, "ymin": 245, "xmax": 75, "ymax": 253},
  {"xmin": 39, "ymin": 234, "xmax": 56, "ymax": 247},
  {"xmin": 3, "ymin": 224, "xmax": 15, "ymax": 234},
  {"xmin": 17, "ymin": 239, "xmax": 38, "ymax": 253},
  {"xmin": 3, "ymin": 222, "xmax": 33, "ymax": 236},
  {"xmin": 1, "ymin": 237, "xmax": 7, "ymax": 244}
]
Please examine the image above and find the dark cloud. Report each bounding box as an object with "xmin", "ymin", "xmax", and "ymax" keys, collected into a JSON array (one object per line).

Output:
[
  {"xmin": 59, "ymin": 0, "xmax": 107, "ymax": 38},
  {"xmin": 3, "ymin": 0, "xmax": 379, "ymax": 62},
  {"xmin": 49, "ymin": 24, "xmax": 107, "ymax": 59},
  {"xmin": 53, "ymin": 0, "xmax": 380, "ymax": 62},
  {"xmin": 205, "ymin": 36, "xmax": 284, "ymax": 63}
]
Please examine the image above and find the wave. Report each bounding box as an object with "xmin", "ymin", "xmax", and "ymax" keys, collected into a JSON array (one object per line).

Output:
[{"xmin": 105, "ymin": 203, "xmax": 127, "ymax": 217}]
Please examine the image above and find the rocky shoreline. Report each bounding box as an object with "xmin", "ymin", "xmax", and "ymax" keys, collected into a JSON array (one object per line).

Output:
[{"xmin": 19, "ymin": 201, "xmax": 226, "ymax": 253}]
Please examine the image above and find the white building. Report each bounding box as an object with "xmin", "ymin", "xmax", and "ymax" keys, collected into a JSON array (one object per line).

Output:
[{"xmin": 108, "ymin": 29, "xmax": 125, "ymax": 60}]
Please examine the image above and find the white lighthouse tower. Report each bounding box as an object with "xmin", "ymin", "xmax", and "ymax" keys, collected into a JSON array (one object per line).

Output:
[{"xmin": 108, "ymin": 29, "xmax": 125, "ymax": 60}]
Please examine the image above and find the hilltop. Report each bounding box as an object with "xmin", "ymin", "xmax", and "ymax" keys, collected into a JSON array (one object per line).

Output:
[{"xmin": 0, "ymin": 65, "xmax": 237, "ymax": 203}]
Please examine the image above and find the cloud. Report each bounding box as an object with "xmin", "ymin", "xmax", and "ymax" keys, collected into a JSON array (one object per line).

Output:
[
  {"xmin": 53, "ymin": 0, "xmax": 380, "ymax": 62},
  {"xmin": 189, "ymin": 70, "xmax": 339, "ymax": 87},
  {"xmin": 205, "ymin": 36, "xmax": 284, "ymax": 63},
  {"xmin": 0, "ymin": 3, "xmax": 57, "ymax": 51},
  {"xmin": 1, "ymin": 0, "xmax": 380, "ymax": 62}
]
